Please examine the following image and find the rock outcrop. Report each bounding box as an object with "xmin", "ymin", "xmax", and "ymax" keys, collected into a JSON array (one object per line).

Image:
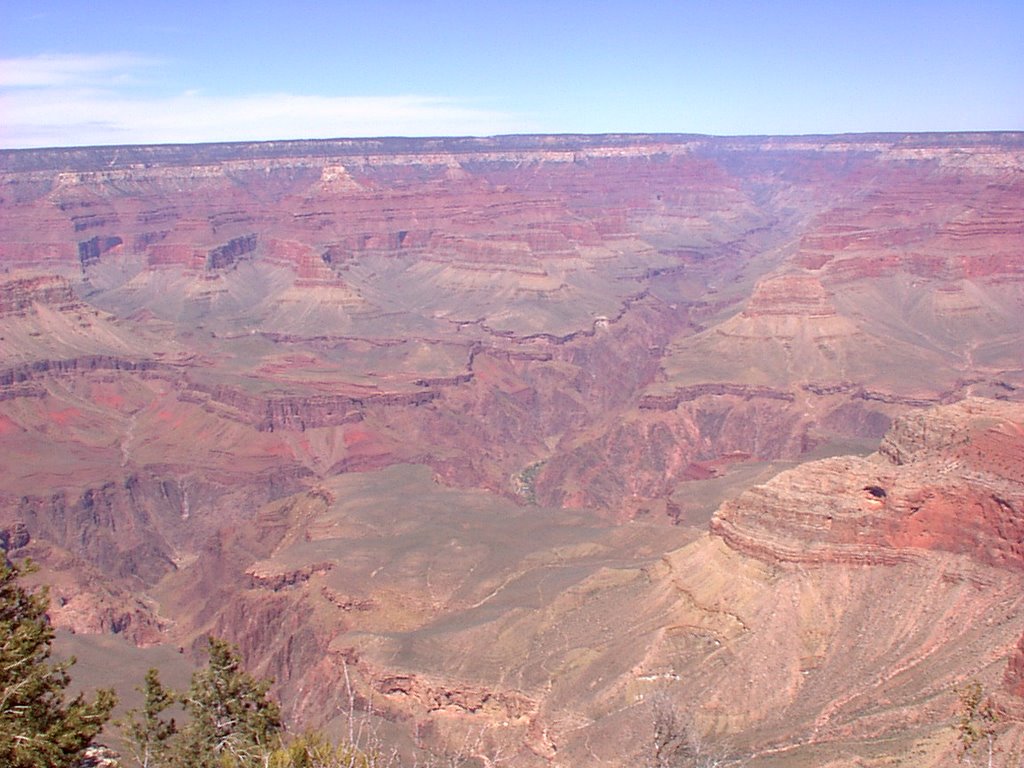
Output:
[
  {"xmin": 0, "ymin": 274, "xmax": 78, "ymax": 315},
  {"xmin": 711, "ymin": 398, "xmax": 1024, "ymax": 569},
  {"xmin": 1, "ymin": 133, "xmax": 1023, "ymax": 766}
]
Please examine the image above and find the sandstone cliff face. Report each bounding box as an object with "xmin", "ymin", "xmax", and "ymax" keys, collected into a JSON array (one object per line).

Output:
[
  {"xmin": 711, "ymin": 398, "xmax": 1024, "ymax": 570},
  {"xmin": 175, "ymin": 403, "xmax": 1024, "ymax": 766},
  {"xmin": 637, "ymin": 399, "xmax": 1022, "ymax": 766},
  {"xmin": 1, "ymin": 134, "xmax": 1023, "ymax": 765},
  {"xmin": 0, "ymin": 274, "xmax": 78, "ymax": 315}
]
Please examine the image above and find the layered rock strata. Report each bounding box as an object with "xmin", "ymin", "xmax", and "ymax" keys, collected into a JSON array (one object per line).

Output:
[
  {"xmin": 711, "ymin": 398, "xmax": 1024, "ymax": 569},
  {"xmin": 1, "ymin": 133, "xmax": 1023, "ymax": 765}
]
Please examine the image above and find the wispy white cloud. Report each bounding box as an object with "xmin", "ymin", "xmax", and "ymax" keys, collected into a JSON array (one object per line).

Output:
[
  {"xmin": 0, "ymin": 53, "xmax": 161, "ymax": 88},
  {"xmin": 0, "ymin": 53, "xmax": 530, "ymax": 148}
]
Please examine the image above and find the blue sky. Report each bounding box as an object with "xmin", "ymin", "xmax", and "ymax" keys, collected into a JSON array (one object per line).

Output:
[{"xmin": 3, "ymin": 0, "xmax": 1022, "ymax": 148}]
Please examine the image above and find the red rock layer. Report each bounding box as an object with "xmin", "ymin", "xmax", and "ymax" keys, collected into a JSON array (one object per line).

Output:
[
  {"xmin": 712, "ymin": 398, "xmax": 1024, "ymax": 570},
  {"xmin": 1, "ymin": 134, "xmax": 1023, "ymax": 765},
  {"xmin": 0, "ymin": 274, "xmax": 77, "ymax": 315},
  {"xmin": 741, "ymin": 274, "xmax": 837, "ymax": 317}
]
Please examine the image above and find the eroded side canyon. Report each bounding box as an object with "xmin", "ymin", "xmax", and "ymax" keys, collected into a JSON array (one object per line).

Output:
[{"xmin": 1, "ymin": 133, "xmax": 1023, "ymax": 765}]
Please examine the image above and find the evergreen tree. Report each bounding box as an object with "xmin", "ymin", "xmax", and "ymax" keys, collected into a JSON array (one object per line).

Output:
[
  {"xmin": 265, "ymin": 731, "xmax": 376, "ymax": 768},
  {"xmin": 120, "ymin": 668, "xmax": 177, "ymax": 768},
  {"xmin": 173, "ymin": 636, "xmax": 282, "ymax": 768},
  {"xmin": 0, "ymin": 558, "xmax": 117, "ymax": 768}
]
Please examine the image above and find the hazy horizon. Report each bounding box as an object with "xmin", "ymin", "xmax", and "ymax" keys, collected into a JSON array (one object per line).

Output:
[{"xmin": 4, "ymin": 0, "xmax": 1022, "ymax": 149}]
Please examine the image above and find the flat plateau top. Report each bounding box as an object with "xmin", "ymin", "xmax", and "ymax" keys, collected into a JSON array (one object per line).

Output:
[{"xmin": 3, "ymin": 131, "xmax": 1024, "ymax": 172}]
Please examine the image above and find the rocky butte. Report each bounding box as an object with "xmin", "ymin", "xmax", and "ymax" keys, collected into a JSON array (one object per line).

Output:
[{"xmin": 0, "ymin": 132, "xmax": 1022, "ymax": 765}]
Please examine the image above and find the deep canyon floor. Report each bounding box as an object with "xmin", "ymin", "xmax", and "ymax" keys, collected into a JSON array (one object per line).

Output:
[{"xmin": 1, "ymin": 132, "xmax": 1023, "ymax": 766}]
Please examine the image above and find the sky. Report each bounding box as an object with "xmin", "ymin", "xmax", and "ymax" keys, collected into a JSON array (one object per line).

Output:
[{"xmin": 2, "ymin": 0, "xmax": 1022, "ymax": 148}]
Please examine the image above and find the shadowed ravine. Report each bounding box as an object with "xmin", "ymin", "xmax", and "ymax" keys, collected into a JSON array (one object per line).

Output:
[{"xmin": 1, "ymin": 132, "xmax": 1023, "ymax": 766}]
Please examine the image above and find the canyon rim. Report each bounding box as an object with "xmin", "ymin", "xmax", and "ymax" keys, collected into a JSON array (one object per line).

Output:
[{"xmin": 1, "ymin": 132, "xmax": 1023, "ymax": 766}]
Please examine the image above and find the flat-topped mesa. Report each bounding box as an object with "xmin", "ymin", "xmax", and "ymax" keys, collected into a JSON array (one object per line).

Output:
[
  {"xmin": 741, "ymin": 274, "xmax": 837, "ymax": 318},
  {"xmin": 710, "ymin": 398, "xmax": 1024, "ymax": 570},
  {"xmin": 4, "ymin": 132, "xmax": 1022, "ymax": 172}
]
